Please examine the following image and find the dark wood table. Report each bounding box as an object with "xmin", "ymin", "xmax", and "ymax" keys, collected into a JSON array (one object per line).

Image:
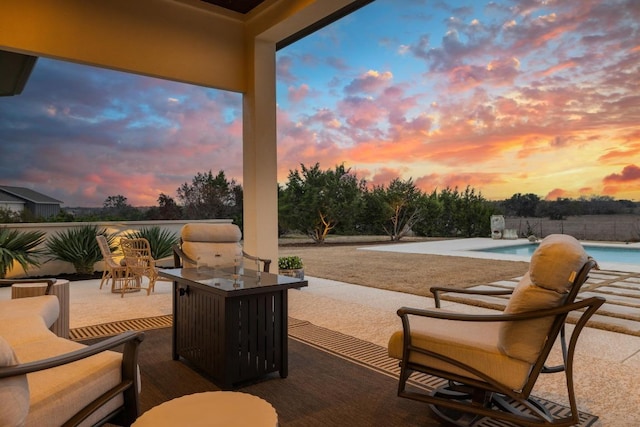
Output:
[{"xmin": 158, "ymin": 267, "xmax": 307, "ymax": 389}]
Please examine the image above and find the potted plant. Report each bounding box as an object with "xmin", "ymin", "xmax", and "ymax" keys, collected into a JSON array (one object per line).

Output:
[{"xmin": 278, "ymin": 255, "xmax": 304, "ymax": 280}]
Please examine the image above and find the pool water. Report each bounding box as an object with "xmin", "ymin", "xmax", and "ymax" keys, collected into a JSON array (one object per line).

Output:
[{"xmin": 474, "ymin": 243, "xmax": 640, "ymax": 265}]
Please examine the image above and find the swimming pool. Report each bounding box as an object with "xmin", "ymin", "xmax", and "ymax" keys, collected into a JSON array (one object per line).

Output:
[
  {"xmin": 362, "ymin": 237, "xmax": 640, "ymax": 273},
  {"xmin": 474, "ymin": 243, "xmax": 640, "ymax": 265}
]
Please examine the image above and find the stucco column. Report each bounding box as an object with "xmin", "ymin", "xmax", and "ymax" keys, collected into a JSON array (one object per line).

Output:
[{"xmin": 242, "ymin": 38, "xmax": 279, "ymax": 267}]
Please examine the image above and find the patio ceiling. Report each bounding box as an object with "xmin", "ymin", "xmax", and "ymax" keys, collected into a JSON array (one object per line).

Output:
[{"xmin": 201, "ymin": 0, "xmax": 265, "ymax": 14}]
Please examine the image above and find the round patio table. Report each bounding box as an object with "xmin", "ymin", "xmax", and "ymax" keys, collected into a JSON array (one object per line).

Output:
[{"xmin": 132, "ymin": 391, "xmax": 278, "ymax": 427}]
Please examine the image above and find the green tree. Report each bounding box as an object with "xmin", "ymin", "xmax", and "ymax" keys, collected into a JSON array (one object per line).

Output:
[
  {"xmin": 177, "ymin": 170, "xmax": 241, "ymax": 220},
  {"xmin": 157, "ymin": 193, "xmax": 183, "ymax": 220},
  {"xmin": 279, "ymin": 163, "xmax": 364, "ymax": 243},
  {"xmin": 436, "ymin": 187, "xmax": 460, "ymax": 237},
  {"xmin": 0, "ymin": 207, "xmax": 21, "ymax": 223},
  {"xmin": 456, "ymin": 186, "xmax": 494, "ymax": 237},
  {"xmin": 102, "ymin": 195, "xmax": 141, "ymax": 220},
  {"xmin": 365, "ymin": 178, "xmax": 425, "ymax": 241},
  {"xmin": 503, "ymin": 193, "xmax": 541, "ymax": 217},
  {"xmin": 412, "ymin": 190, "xmax": 443, "ymax": 237}
]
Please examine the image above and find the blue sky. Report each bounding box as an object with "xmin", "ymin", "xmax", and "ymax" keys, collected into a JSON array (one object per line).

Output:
[{"xmin": 1, "ymin": 0, "xmax": 639, "ymax": 207}]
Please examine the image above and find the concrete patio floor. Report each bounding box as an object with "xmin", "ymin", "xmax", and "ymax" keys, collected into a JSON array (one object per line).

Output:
[{"xmin": 2, "ymin": 271, "xmax": 639, "ymax": 426}]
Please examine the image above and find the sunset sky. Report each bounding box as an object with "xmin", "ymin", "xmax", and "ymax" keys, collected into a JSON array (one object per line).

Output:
[{"xmin": 1, "ymin": 0, "xmax": 639, "ymax": 207}]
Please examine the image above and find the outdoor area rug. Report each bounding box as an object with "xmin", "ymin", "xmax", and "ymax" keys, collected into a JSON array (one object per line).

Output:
[{"xmin": 78, "ymin": 317, "xmax": 598, "ymax": 427}]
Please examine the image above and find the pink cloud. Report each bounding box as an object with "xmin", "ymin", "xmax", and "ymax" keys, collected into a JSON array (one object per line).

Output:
[
  {"xmin": 579, "ymin": 187, "xmax": 594, "ymax": 195},
  {"xmin": 276, "ymin": 56, "xmax": 296, "ymax": 84},
  {"xmin": 545, "ymin": 188, "xmax": 570, "ymax": 200},
  {"xmin": 447, "ymin": 57, "xmax": 520, "ymax": 92},
  {"xmin": 344, "ymin": 70, "xmax": 393, "ymax": 95},
  {"xmin": 368, "ymin": 167, "xmax": 409, "ymax": 188},
  {"xmin": 288, "ymin": 84, "xmax": 310, "ymax": 103},
  {"xmin": 414, "ymin": 172, "xmax": 503, "ymax": 195},
  {"xmin": 603, "ymin": 164, "xmax": 640, "ymax": 184},
  {"xmin": 537, "ymin": 60, "xmax": 578, "ymax": 78},
  {"xmin": 599, "ymin": 142, "xmax": 640, "ymax": 163}
]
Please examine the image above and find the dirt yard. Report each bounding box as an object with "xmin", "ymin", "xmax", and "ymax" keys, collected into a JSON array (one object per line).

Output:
[{"xmin": 278, "ymin": 240, "xmax": 529, "ymax": 297}]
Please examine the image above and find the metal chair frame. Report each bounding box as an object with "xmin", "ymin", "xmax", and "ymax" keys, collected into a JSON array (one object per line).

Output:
[{"xmin": 394, "ymin": 259, "xmax": 604, "ymax": 426}]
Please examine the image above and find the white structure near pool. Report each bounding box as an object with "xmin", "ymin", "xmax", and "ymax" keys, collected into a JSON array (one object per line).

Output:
[{"xmin": 363, "ymin": 237, "xmax": 640, "ymax": 274}]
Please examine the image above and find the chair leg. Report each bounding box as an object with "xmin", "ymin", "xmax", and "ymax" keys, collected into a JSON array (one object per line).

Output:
[
  {"xmin": 148, "ymin": 274, "xmax": 157, "ymax": 295},
  {"xmin": 99, "ymin": 270, "xmax": 110, "ymax": 289},
  {"xmin": 121, "ymin": 274, "xmax": 137, "ymax": 298},
  {"xmin": 428, "ymin": 383, "xmax": 489, "ymax": 427}
]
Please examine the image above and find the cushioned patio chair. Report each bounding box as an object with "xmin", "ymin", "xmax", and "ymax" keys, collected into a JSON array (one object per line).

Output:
[
  {"xmin": 172, "ymin": 223, "xmax": 271, "ymax": 273},
  {"xmin": 0, "ymin": 279, "xmax": 145, "ymax": 427},
  {"xmin": 388, "ymin": 234, "xmax": 605, "ymax": 426}
]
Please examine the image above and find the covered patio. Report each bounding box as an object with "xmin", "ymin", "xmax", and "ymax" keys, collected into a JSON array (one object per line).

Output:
[
  {"xmin": 3, "ymin": 2, "xmax": 640, "ymax": 425},
  {"xmin": 1, "ymin": 271, "xmax": 639, "ymax": 425},
  {"xmin": 1, "ymin": 0, "xmax": 373, "ymax": 265}
]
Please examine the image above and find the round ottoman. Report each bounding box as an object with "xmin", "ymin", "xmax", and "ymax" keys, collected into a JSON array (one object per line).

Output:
[{"xmin": 132, "ymin": 392, "xmax": 278, "ymax": 427}]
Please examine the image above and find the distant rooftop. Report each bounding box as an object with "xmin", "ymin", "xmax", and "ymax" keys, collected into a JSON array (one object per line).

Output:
[{"xmin": 0, "ymin": 185, "xmax": 63, "ymax": 204}]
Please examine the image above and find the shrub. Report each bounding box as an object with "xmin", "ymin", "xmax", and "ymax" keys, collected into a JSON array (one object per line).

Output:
[
  {"xmin": 278, "ymin": 255, "xmax": 303, "ymax": 270},
  {"xmin": 45, "ymin": 225, "xmax": 113, "ymax": 275},
  {"xmin": 0, "ymin": 227, "xmax": 47, "ymax": 278},
  {"xmin": 125, "ymin": 226, "xmax": 178, "ymax": 260}
]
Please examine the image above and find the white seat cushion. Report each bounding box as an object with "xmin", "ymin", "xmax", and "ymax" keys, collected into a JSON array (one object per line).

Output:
[
  {"xmin": 181, "ymin": 241, "xmax": 242, "ymax": 269},
  {"xmin": 180, "ymin": 223, "xmax": 244, "ymax": 268},
  {"xmin": 0, "ymin": 315, "xmax": 56, "ymax": 348},
  {"xmin": 388, "ymin": 314, "xmax": 532, "ymax": 391},
  {"xmin": 0, "ymin": 295, "xmax": 59, "ymax": 330},
  {"xmin": 13, "ymin": 337, "xmax": 124, "ymax": 427},
  {"xmin": 181, "ymin": 223, "xmax": 241, "ymax": 243}
]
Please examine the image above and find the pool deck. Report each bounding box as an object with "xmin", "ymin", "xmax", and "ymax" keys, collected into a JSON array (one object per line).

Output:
[{"xmin": 362, "ymin": 237, "xmax": 640, "ymax": 273}]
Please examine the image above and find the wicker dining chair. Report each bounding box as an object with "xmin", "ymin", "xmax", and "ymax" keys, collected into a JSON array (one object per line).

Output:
[
  {"xmin": 96, "ymin": 235, "xmax": 128, "ymax": 292},
  {"xmin": 119, "ymin": 237, "xmax": 158, "ymax": 297}
]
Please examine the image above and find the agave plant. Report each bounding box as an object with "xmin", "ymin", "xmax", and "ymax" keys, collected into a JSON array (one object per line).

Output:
[
  {"xmin": 125, "ymin": 226, "xmax": 178, "ymax": 260},
  {"xmin": 0, "ymin": 227, "xmax": 47, "ymax": 278},
  {"xmin": 45, "ymin": 225, "xmax": 113, "ymax": 275}
]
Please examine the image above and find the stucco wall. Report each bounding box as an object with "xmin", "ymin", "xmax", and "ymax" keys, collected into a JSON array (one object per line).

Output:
[{"xmin": 3, "ymin": 219, "xmax": 232, "ymax": 278}]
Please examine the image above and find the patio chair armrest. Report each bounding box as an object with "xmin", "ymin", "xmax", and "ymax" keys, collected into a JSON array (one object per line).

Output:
[
  {"xmin": 430, "ymin": 286, "xmax": 514, "ymax": 308},
  {"xmin": 172, "ymin": 244, "xmax": 196, "ymax": 267},
  {"xmin": 242, "ymin": 251, "xmax": 272, "ymax": 273},
  {"xmin": 398, "ymin": 296, "xmax": 605, "ymax": 324},
  {"xmin": 0, "ymin": 330, "xmax": 145, "ymax": 378},
  {"xmin": 0, "ymin": 278, "xmax": 57, "ymax": 295}
]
